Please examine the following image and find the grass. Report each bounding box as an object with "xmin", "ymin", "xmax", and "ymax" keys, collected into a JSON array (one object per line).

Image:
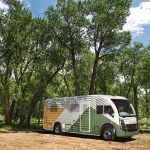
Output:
[
  {"xmin": 0, "ymin": 116, "xmax": 150, "ymax": 134},
  {"xmin": 139, "ymin": 130, "xmax": 150, "ymax": 134},
  {"xmin": 1, "ymin": 123, "xmax": 150, "ymax": 135},
  {"xmin": 0, "ymin": 122, "xmax": 43, "ymax": 131},
  {"xmin": 0, "ymin": 116, "xmax": 44, "ymax": 131},
  {"xmin": 0, "ymin": 114, "xmax": 4, "ymax": 121},
  {"xmin": 139, "ymin": 118, "xmax": 150, "ymax": 125}
]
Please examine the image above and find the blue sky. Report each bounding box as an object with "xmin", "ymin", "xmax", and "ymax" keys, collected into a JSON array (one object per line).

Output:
[
  {"xmin": 26, "ymin": 0, "xmax": 56, "ymax": 17},
  {"xmin": 125, "ymin": 0, "xmax": 150, "ymax": 46},
  {"xmin": 0, "ymin": 0, "xmax": 150, "ymax": 46}
]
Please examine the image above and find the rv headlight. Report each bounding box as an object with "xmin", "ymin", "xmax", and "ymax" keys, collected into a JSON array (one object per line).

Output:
[
  {"xmin": 120, "ymin": 119, "xmax": 125, "ymax": 125},
  {"xmin": 119, "ymin": 119, "xmax": 127, "ymax": 131}
]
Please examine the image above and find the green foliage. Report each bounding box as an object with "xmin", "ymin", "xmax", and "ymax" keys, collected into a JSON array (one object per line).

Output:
[
  {"xmin": 0, "ymin": 0, "xmax": 149, "ymax": 127},
  {"xmin": 0, "ymin": 114, "xmax": 4, "ymax": 121},
  {"xmin": 96, "ymin": 56, "xmax": 117, "ymax": 94},
  {"xmin": 138, "ymin": 46, "xmax": 150, "ymax": 89},
  {"xmin": 87, "ymin": 0, "xmax": 131, "ymax": 50},
  {"xmin": 0, "ymin": 122, "xmax": 43, "ymax": 131},
  {"xmin": 78, "ymin": 50, "xmax": 94, "ymax": 95},
  {"xmin": 139, "ymin": 118, "xmax": 150, "ymax": 126}
]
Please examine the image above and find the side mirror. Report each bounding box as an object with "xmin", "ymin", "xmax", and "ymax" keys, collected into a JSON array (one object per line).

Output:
[
  {"xmin": 108, "ymin": 109, "xmax": 114, "ymax": 118},
  {"xmin": 110, "ymin": 113, "xmax": 114, "ymax": 118}
]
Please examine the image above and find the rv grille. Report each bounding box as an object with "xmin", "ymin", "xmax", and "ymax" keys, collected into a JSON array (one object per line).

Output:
[{"xmin": 126, "ymin": 124, "xmax": 138, "ymax": 132}]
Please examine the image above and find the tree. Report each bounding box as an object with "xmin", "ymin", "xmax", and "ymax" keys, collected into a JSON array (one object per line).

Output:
[
  {"xmin": 25, "ymin": 19, "xmax": 66, "ymax": 125},
  {"xmin": 86, "ymin": 0, "xmax": 131, "ymax": 94},
  {"xmin": 117, "ymin": 43, "xmax": 144, "ymax": 118},
  {"xmin": 0, "ymin": 0, "xmax": 66, "ymax": 125},
  {"xmin": 96, "ymin": 56, "xmax": 117, "ymax": 94},
  {"xmin": 0, "ymin": 0, "xmax": 32, "ymax": 123},
  {"xmin": 46, "ymin": 0, "xmax": 87, "ymax": 95},
  {"xmin": 138, "ymin": 46, "xmax": 150, "ymax": 118}
]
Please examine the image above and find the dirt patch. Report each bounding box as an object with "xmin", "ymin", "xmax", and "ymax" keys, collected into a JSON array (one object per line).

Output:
[{"xmin": 0, "ymin": 131, "xmax": 149, "ymax": 150}]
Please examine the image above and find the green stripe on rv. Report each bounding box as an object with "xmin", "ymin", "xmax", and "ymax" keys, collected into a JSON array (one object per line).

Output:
[{"xmin": 68, "ymin": 107, "xmax": 138, "ymax": 137}]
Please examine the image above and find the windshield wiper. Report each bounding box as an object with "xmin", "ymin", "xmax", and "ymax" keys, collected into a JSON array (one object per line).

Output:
[{"xmin": 120, "ymin": 114, "xmax": 136, "ymax": 117}]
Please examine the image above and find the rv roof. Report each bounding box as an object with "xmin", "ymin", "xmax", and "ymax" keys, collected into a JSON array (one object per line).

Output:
[
  {"xmin": 102, "ymin": 95, "xmax": 127, "ymax": 100},
  {"xmin": 86, "ymin": 95, "xmax": 127, "ymax": 100},
  {"xmin": 45, "ymin": 95, "xmax": 128, "ymax": 101}
]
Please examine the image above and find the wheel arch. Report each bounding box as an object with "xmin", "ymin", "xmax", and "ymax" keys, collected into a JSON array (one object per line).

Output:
[
  {"xmin": 53, "ymin": 122, "xmax": 62, "ymax": 130},
  {"xmin": 100, "ymin": 123, "xmax": 116, "ymax": 135}
]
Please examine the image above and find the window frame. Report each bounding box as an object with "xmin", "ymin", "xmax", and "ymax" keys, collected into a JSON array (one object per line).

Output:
[
  {"xmin": 96, "ymin": 105, "xmax": 103, "ymax": 114},
  {"xmin": 104, "ymin": 105, "xmax": 114, "ymax": 114}
]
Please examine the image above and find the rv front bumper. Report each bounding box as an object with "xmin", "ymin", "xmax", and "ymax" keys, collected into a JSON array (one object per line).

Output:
[{"xmin": 116, "ymin": 129, "xmax": 139, "ymax": 137}]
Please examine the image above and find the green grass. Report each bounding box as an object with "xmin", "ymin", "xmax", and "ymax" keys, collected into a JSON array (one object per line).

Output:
[
  {"xmin": 139, "ymin": 118, "xmax": 150, "ymax": 126},
  {"xmin": 31, "ymin": 118, "xmax": 43, "ymax": 124},
  {"xmin": 0, "ymin": 114, "xmax": 4, "ymax": 121},
  {"xmin": 0, "ymin": 121, "xmax": 43, "ymax": 131},
  {"xmin": 139, "ymin": 129, "xmax": 150, "ymax": 134},
  {"xmin": 0, "ymin": 116, "xmax": 44, "ymax": 131},
  {"xmin": 138, "ymin": 118, "xmax": 150, "ymax": 134}
]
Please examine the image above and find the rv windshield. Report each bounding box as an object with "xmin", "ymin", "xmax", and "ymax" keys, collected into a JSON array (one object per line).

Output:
[{"xmin": 111, "ymin": 99, "xmax": 135, "ymax": 117}]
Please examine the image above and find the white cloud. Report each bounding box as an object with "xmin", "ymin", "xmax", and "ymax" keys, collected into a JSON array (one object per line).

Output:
[
  {"xmin": 19, "ymin": 0, "xmax": 31, "ymax": 8},
  {"xmin": 25, "ymin": 1, "xmax": 31, "ymax": 8},
  {"xmin": 0, "ymin": 0, "xmax": 9, "ymax": 11},
  {"xmin": 0, "ymin": 0, "xmax": 31, "ymax": 13},
  {"xmin": 123, "ymin": 1, "xmax": 150, "ymax": 36},
  {"xmin": 86, "ymin": 14, "xmax": 93, "ymax": 22}
]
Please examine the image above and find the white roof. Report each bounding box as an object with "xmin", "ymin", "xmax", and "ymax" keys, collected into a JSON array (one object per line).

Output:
[
  {"xmin": 98, "ymin": 95, "xmax": 127, "ymax": 100},
  {"xmin": 45, "ymin": 94, "xmax": 128, "ymax": 102}
]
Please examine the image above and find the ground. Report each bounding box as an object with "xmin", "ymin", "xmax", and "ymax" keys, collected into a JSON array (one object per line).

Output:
[{"xmin": 0, "ymin": 131, "xmax": 150, "ymax": 150}]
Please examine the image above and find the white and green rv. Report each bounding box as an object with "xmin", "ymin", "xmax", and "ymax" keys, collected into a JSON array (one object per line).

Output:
[{"xmin": 43, "ymin": 95, "xmax": 138, "ymax": 140}]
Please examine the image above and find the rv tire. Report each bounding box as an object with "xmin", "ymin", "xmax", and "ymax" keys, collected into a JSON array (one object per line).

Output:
[
  {"xmin": 53, "ymin": 124, "xmax": 62, "ymax": 134},
  {"xmin": 102, "ymin": 127, "xmax": 115, "ymax": 141}
]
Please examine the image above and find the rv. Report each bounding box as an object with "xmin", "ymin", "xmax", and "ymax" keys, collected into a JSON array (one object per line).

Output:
[{"xmin": 43, "ymin": 95, "xmax": 138, "ymax": 140}]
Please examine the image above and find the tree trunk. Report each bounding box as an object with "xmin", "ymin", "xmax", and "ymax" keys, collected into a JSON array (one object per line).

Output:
[
  {"xmin": 4, "ymin": 86, "xmax": 10, "ymax": 123},
  {"xmin": 126, "ymin": 70, "xmax": 135, "ymax": 98},
  {"xmin": 26, "ymin": 87, "xmax": 45, "ymax": 126},
  {"xmin": 14, "ymin": 106, "xmax": 19, "ymax": 121},
  {"xmin": 26, "ymin": 63, "xmax": 65, "ymax": 126},
  {"xmin": 133, "ymin": 82, "xmax": 138, "ymax": 120},
  {"xmin": 9, "ymin": 100, "xmax": 16, "ymax": 121},
  {"xmin": 145, "ymin": 88, "xmax": 149, "ymax": 119},
  {"xmin": 37, "ymin": 113, "xmax": 41, "ymax": 126},
  {"xmin": 19, "ymin": 102, "xmax": 26, "ymax": 125},
  {"xmin": 3, "ymin": 60, "xmax": 11, "ymax": 124},
  {"xmin": 37, "ymin": 100, "xmax": 42, "ymax": 126},
  {"xmin": 71, "ymin": 52, "xmax": 80, "ymax": 96},
  {"xmin": 26, "ymin": 112, "xmax": 32, "ymax": 127},
  {"xmin": 102, "ymin": 86, "xmax": 107, "ymax": 95},
  {"xmin": 19, "ymin": 88, "xmax": 26, "ymax": 125},
  {"xmin": 61, "ymin": 74, "xmax": 72, "ymax": 96},
  {"xmin": 89, "ymin": 52, "xmax": 99, "ymax": 95}
]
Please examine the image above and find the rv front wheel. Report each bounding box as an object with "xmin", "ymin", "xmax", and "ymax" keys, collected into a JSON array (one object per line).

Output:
[
  {"xmin": 54, "ymin": 124, "xmax": 62, "ymax": 134},
  {"xmin": 102, "ymin": 127, "xmax": 115, "ymax": 141}
]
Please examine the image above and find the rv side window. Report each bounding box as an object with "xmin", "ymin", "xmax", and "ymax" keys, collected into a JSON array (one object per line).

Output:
[
  {"xmin": 96, "ymin": 106, "xmax": 103, "ymax": 114},
  {"xmin": 104, "ymin": 106, "xmax": 114, "ymax": 114},
  {"xmin": 68, "ymin": 104, "xmax": 79, "ymax": 112}
]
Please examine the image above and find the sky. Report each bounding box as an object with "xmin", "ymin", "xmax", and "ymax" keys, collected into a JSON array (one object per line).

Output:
[{"xmin": 0, "ymin": 0, "xmax": 150, "ymax": 46}]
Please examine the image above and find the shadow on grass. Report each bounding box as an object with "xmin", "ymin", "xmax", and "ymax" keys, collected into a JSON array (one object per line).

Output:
[
  {"xmin": 35, "ymin": 130, "xmax": 135, "ymax": 143},
  {"xmin": 0, "ymin": 123, "xmax": 140, "ymax": 142},
  {"xmin": 0, "ymin": 123, "xmax": 43, "ymax": 132},
  {"xmin": 139, "ymin": 130, "xmax": 150, "ymax": 134}
]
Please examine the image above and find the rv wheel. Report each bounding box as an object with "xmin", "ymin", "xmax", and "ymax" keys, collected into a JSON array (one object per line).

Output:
[
  {"xmin": 102, "ymin": 127, "xmax": 115, "ymax": 141},
  {"xmin": 54, "ymin": 124, "xmax": 62, "ymax": 134}
]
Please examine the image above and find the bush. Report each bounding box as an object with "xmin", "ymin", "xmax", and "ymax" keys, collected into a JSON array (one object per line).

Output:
[
  {"xmin": 0, "ymin": 122, "xmax": 43, "ymax": 131},
  {"xmin": 139, "ymin": 118, "xmax": 150, "ymax": 126}
]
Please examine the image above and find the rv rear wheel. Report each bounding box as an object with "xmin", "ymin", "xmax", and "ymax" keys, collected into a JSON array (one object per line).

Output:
[
  {"xmin": 102, "ymin": 127, "xmax": 115, "ymax": 141},
  {"xmin": 54, "ymin": 124, "xmax": 62, "ymax": 134}
]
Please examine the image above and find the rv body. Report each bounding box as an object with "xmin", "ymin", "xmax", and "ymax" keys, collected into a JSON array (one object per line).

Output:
[{"xmin": 43, "ymin": 95, "xmax": 138, "ymax": 140}]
